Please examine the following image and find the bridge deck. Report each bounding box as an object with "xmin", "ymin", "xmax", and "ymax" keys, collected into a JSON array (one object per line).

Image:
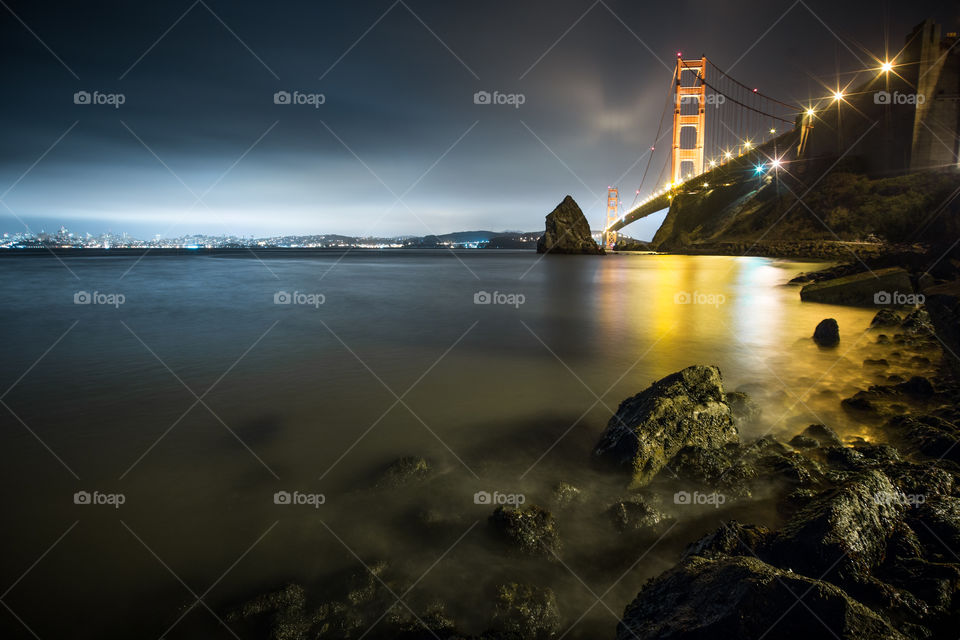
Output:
[{"xmin": 608, "ymin": 128, "xmax": 800, "ymax": 235}]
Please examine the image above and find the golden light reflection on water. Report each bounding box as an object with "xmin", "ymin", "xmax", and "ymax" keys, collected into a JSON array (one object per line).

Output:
[{"xmin": 587, "ymin": 253, "xmax": 934, "ymax": 442}]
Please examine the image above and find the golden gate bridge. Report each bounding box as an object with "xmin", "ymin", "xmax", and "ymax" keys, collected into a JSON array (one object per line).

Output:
[{"xmin": 602, "ymin": 53, "xmax": 806, "ymax": 249}]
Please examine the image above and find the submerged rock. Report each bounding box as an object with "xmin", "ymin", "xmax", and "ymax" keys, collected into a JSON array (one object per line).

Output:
[
  {"xmin": 536, "ymin": 195, "xmax": 604, "ymax": 255},
  {"xmin": 618, "ymin": 555, "xmax": 906, "ymax": 640},
  {"xmin": 488, "ymin": 505, "xmax": 560, "ymax": 558},
  {"xmin": 813, "ymin": 318, "xmax": 840, "ymax": 346},
  {"xmin": 594, "ymin": 365, "xmax": 738, "ymax": 487},
  {"xmin": 901, "ymin": 308, "xmax": 934, "ymax": 335},
  {"xmin": 871, "ymin": 308, "xmax": 902, "ymax": 327},
  {"xmin": 226, "ymin": 583, "xmax": 306, "ymax": 621},
  {"xmin": 551, "ymin": 481, "xmax": 583, "ymax": 507},
  {"xmin": 791, "ymin": 423, "xmax": 843, "ymax": 449},
  {"xmin": 671, "ymin": 443, "xmax": 756, "ymax": 497},
  {"xmin": 725, "ymin": 391, "xmax": 762, "ymax": 427},
  {"xmin": 803, "ymin": 424, "xmax": 843, "ymax": 446},
  {"xmin": 490, "ymin": 583, "xmax": 560, "ymax": 640},
  {"xmin": 606, "ymin": 497, "xmax": 671, "ymax": 533},
  {"xmin": 375, "ymin": 456, "xmax": 431, "ymax": 488},
  {"xmin": 841, "ymin": 378, "xmax": 941, "ymax": 422},
  {"xmin": 885, "ymin": 414, "xmax": 960, "ymax": 464}
]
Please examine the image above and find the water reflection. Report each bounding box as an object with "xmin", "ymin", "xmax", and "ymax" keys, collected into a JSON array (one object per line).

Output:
[{"xmin": 0, "ymin": 252, "xmax": 935, "ymax": 639}]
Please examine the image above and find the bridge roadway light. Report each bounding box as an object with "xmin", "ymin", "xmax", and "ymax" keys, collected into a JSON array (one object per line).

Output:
[
  {"xmin": 833, "ymin": 90, "xmax": 844, "ymax": 101},
  {"xmin": 806, "ymin": 108, "xmax": 815, "ymax": 117},
  {"xmin": 880, "ymin": 61, "xmax": 893, "ymax": 73}
]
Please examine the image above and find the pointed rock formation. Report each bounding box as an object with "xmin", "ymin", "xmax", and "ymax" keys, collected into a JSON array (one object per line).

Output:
[{"xmin": 536, "ymin": 195, "xmax": 604, "ymax": 255}]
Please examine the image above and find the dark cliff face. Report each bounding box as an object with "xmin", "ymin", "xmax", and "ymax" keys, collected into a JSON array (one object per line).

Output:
[
  {"xmin": 648, "ymin": 131, "xmax": 958, "ymax": 252},
  {"xmin": 536, "ymin": 195, "xmax": 604, "ymax": 255}
]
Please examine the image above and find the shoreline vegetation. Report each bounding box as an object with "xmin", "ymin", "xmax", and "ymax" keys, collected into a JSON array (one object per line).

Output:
[{"xmin": 219, "ymin": 248, "xmax": 960, "ymax": 639}]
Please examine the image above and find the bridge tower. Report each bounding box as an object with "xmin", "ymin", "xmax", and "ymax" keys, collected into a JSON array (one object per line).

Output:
[
  {"xmin": 671, "ymin": 56, "xmax": 707, "ymax": 184},
  {"xmin": 603, "ymin": 187, "xmax": 619, "ymax": 250}
]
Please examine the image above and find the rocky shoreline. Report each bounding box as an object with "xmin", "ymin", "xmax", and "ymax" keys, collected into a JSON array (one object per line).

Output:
[
  {"xmin": 222, "ymin": 258, "xmax": 960, "ymax": 640},
  {"xmin": 643, "ymin": 240, "xmax": 927, "ymax": 261}
]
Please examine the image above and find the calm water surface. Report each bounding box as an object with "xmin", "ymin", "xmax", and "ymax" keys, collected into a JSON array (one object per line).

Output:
[{"xmin": 0, "ymin": 251, "xmax": 928, "ymax": 638}]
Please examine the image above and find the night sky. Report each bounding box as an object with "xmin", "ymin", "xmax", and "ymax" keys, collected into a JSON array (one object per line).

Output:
[{"xmin": 1, "ymin": 0, "xmax": 956, "ymax": 239}]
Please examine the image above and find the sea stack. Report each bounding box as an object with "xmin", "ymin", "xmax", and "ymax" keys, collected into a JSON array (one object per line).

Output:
[{"xmin": 536, "ymin": 195, "xmax": 604, "ymax": 255}]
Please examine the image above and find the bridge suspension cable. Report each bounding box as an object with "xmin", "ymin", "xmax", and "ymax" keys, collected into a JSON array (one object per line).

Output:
[
  {"xmin": 628, "ymin": 54, "xmax": 800, "ymax": 208},
  {"xmin": 631, "ymin": 68, "xmax": 678, "ymax": 209}
]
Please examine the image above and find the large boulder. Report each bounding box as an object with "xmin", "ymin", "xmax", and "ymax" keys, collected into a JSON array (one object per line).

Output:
[
  {"xmin": 768, "ymin": 470, "xmax": 905, "ymax": 583},
  {"xmin": 799, "ymin": 267, "xmax": 913, "ymax": 306},
  {"xmin": 618, "ymin": 555, "xmax": 906, "ymax": 640},
  {"xmin": 536, "ymin": 195, "xmax": 604, "ymax": 255},
  {"xmin": 594, "ymin": 365, "xmax": 738, "ymax": 487}
]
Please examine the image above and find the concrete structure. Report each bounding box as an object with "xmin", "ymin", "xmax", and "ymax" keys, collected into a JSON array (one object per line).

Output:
[
  {"xmin": 801, "ymin": 19, "xmax": 959, "ymax": 175},
  {"xmin": 909, "ymin": 21, "xmax": 960, "ymax": 170}
]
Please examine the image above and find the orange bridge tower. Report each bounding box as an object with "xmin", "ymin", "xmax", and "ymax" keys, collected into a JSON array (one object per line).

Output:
[
  {"xmin": 603, "ymin": 187, "xmax": 619, "ymax": 250},
  {"xmin": 671, "ymin": 56, "xmax": 707, "ymax": 184}
]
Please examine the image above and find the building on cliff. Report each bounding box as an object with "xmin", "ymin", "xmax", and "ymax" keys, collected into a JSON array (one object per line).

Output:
[{"xmin": 799, "ymin": 19, "xmax": 959, "ymax": 175}]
